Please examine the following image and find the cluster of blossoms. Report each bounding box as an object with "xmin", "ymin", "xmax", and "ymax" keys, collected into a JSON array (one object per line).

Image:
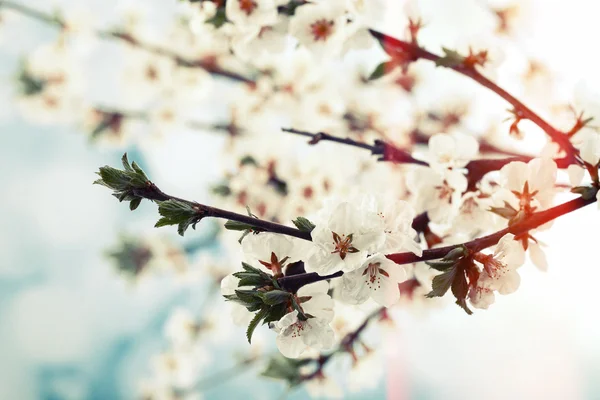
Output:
[{"xmin": 222, "ymin": 194, "xmax": 422, "ymax": 358}]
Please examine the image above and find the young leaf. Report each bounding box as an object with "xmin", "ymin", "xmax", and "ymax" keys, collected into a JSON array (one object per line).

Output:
[
  {"xmin": 247, "ymin": 307, "xmax": 269, "ymax": 343},
  {"xmin": 426, "ymin": 267, "xmax": 457, "ymax": 298},
  {"xmin": 435, "ymin": 47, "xmax": 465, "ymax": 68},
  {"xmin": 225, "ymin": 220, "xmax": 256, "ymax": 231},
  {"xmin": 451, "ymin": 262, "xmax": 473, "ymax": 315},
  {"xmin": 155, "ymin": 199, "xmax": 203, "ymax": 236},
  {"xmin": 263, "ymin": 290, "xmax": 291, "ymax": 305},
  {"xmin": 426, "ymin": 259, "xmax": 456, "ymax": 271},
  {"xmin": 369, "ymin": 61, "xmax": 395, "ymax": 80},
  {"xmin": 292, "ymin": 217, "xmax": 316, "ymax": 233}
]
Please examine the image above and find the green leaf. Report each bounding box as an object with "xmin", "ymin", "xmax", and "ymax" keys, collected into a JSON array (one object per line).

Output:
[
  {"xmin": 263, "ymin": 290, "xmax": 291, "ymax": 305},
  {"xmin": 292, "ymin": 217, "xmax": 316, "ymax": 233},
  {"xmin": 16, "ymin": 65, "xmax": 46, "ymax": 96},
  {"xmin": 240, "ymin": 155, "xmax": 258, "ymax": 166},
  {"xmin": 212, "ymin": 184, "xmax": 232, "ymax": 196},
  {"xmin": 155, "ymin": 199, "xmax": 203, "ymax": 236},
  {"xmin": 489, "ymin": 206, "xmax": 518, "ymax": 219},
  {"xmin": 247, "ymin": 307, "xmax": 269, "ymax": 343},
  {"xmin": 95, "ymin": 153, "xmax": 152, "ymax": 210},
  {"xmin": 264, "ymin": 303, "xmax": 288, "ymax": 324},
  {"xmin": 426, "ymin": 259, "xmax": 456, "ymax": 271},
  {"xmin": 290, "ymin": 296, "xmax": 308, "ymax": 321},
  {"xmin": 442, "ymin": 245, "xmax": 468, "ymax": 261},
  {"xmin": 451, "ymin": 262, "xmax": 473, "ymax": 315},
  {"xmin": 205, "ymin": 7, "xmax": 228, "ymax": 28},
  {"xmin": 435, "ymin": 47, "xmax": 465, "ymax": 68},
  {"xmin": 235, "ymin": 289, "xmax": 263, "ymax": 305},
  {"xmin": 571, "ymin": 185, "xmax": 598, "ymax": 200},
  {"xmin": 224, "ymin": 220, "xmax": 256, "ymax": 231},
  {"xmin": 369, "ymin": 61, "xmax": 396, "ymax": 80},
  {"xmin": 426, "ymin": 267, "xmax": 457, "ymax": 298},
  {"xmin": 129, "ymin": 197, "xmax": 142, "ymax": 211},
  {"xmin": 261, "ymin": 354, "xmax": 312, "ymax": 386}
]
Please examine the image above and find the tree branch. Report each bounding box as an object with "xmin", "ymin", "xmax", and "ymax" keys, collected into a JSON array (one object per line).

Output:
[
  {"xmin": 283, "ymin": 127, "xmax": 571, "ymax": 190},
  {"xmin": 131, "ymin": 182, "xmax": 312, "ymax": 241},
  {"xmin": 369, "ymin": 29, "xmax": 579, "ymax": 161},
  {"xmin": 280, "ymin": 194, "xmax": 596, "ymax": 290}
]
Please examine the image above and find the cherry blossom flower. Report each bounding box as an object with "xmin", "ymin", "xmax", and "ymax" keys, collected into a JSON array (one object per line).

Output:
[
  {"xmin": 355, "ymin": 194, "xmax": 422, "ymax": 255},
  {"xmin": 338, "ymin": 254, "xmax": 408, "ymax": 307},
  {"xmin": 577, "ymin": 131, "xmax": 600, "ymax": 167},
  {"xmin": 288, "ymin": 0, "xmax": 348, "ymax": 58},
  {"xmin": 407, "ymin": 167, "xmax": 468, "ymax": 224},
  {"xmin": 242, "ymin": 232, "xmax": 305, "ymax": 275},
  {"xmin": 476, "ymin": 233, "xmax": 525, "ymax": 294},
  {"xmin": 306, "ymin": 199, "xmax": 386, "ymax": 275},
  {"xmin": 468, "ymin": 279, "xmax": 495, "ymax": 310},
  {"xmin": 296, "ymin": 281, "xmax": 335, "ymax": 322},
  {"xmin": 496, "ymin": 157, "xmax": 557, "ymax": 212},
  {"xmin": 426, "ymin": 132, "xmax": 479, "ymax": 170},
  {"xmin": 225, "ymin": 0, "xmax": 278, "ymax": 28},
  {"xmin": 273, "ymin": 310, "xmax": 335, "ymax": 358}
]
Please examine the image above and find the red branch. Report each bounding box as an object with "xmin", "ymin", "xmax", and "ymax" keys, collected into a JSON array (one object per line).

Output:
[{"xmin": 369, "ymin": 29, "xmax": 579, "ymax": 162}]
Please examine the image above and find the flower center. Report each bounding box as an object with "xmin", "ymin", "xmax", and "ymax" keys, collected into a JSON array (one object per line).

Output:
[
  {"xmin": 239, "ymin": 0, "xmax": 257, "ymax": 16},
  {"xmin": 310, "ymin": 19, "xmax": 334, "ymax": 41},
  {"xmin": 362, "ymin": 262, "xmax": 390, "ymax": 290},
  {"xmin": 436, "ymin": 182, "xmax": 454, "ymax": 202},
  {"xmin": 331, "ymin": 232, "xmax": 359, "ymax": 260},
  {"xmin": 259, "ymin": 251, "xmax": 289, "ymax": 276},
  {"xmin": 511, "ymin": 181, "xmax": 538, "ymax": 213}
]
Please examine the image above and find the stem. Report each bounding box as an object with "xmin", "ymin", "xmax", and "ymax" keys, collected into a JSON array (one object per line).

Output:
[
  {"xmin": 132, "ymin": 183, "xmax": 312, "ymax": 241},
  {"xmin": 280, "ymin": 194, "xmax": 596, "ymax": 289},
  {"xmin": 369, "ymin": 30, "xmax": 579, "ymax": 161},
  {"xmin": 284, "ymin": 127, "xmax": 570, "ymax": 190},
  {"xmin": 1, "ymin": 1, "xmax": 254, "ymax": 84},
  {"xmin": 387, "ymin": 195, "xmax": 595, "ymax": 264}
]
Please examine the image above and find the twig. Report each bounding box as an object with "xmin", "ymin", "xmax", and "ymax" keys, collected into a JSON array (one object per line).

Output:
[
  {"xmin": 283, "ymin": 127, "xmax": 570, "ymax": 190},
  {"xmin": 130, "ymin": 182, "xmax": 312, "ymax": 241},
  {"xmin": 368, "ymin": 29, "xmax": 579, "ymax": 161},
  {"xmin": 280, "ymin": 194, "xmax": 596, "ymax": 290}
]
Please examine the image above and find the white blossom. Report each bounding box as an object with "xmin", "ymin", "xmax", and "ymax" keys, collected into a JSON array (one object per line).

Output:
[
  {"xmin": 242, "ymin": 232, "xmax": 304, "ymax": 274},
  {"xmin": 288, "ymin": 0, "xmax": 348, "ymax": 58},
  {"xmin": 426, "ymin": 132, "xmax": 479, "ymax": 170},
  {"xmin": 306, "ymin": 199, "xmax": 385, "ymax": 275},
  {"xmin": 496, "ymin": 157, "xmax": 558, "ymax": 211},
  {"xmin": 577, "ymin": 131, "xmax": 600, "ymax": 166},
  {"xmin": 274, "ymin": 310, "xmax": 335, "ymax": 358},
  {"xmin": 225, "ymin": 0, "xmax": 278, "ymax": 28},
  {"xmin": 407, "ymin": 167, "xmax": 468, "ymax": 224},
  {"xmin": 355, "ymin": 194, "xmax": 422, "ymax": 255},
  {"xmin": 338, "ymin": 254, "xmax": 408, "ymax": 307}
]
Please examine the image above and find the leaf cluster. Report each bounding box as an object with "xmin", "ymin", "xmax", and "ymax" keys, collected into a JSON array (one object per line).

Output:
[
  {"xmin": 426, "ymin": 246, "xmax": 476, "ymax": 315},
  {"xmin": 94, "ymin": 153, "xmax": 150, "ymax": 211},
  {"xmin": 155, "ymin": 199, "xmax": 204, "ymax": 236},
  {"xmin": 224, "ymin": 263, "xmax": 294, "ymax": 343}
]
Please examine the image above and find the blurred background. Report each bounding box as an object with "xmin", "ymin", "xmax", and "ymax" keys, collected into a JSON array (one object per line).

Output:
[{"xmin": 1, "ymin": 0, "xmax": 600, "ymax": 399}]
